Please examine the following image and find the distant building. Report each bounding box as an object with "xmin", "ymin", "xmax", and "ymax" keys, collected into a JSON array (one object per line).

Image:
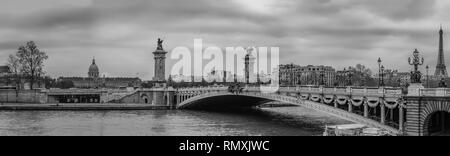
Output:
[
  {"xmin": 279, "ymin": 64, "xmax": 336, "ymax": 86},
  {"xmin": 0, "ymin": 66, "xmax": 10, "ymax": 76},
  {"xmin": 58, "ymin": 58, "xmax": 142, "ymax": 89},
  {"xmin": 373, "ymin": 69, "xmax": 411, "ymax": 87},
  {"xmin": 279, "ymin": 64, "xmax": 302, "ymax": 86},
  {"xmin": 335, "ymin": 69, "xmax": 351, "ymax": 86},
  {"xmin": 0, "ymin": 66, "xmax": 11, "ymax": 87},
  {"xmin": 88, "ymin": 58, "xmax": 100, "ymax": 78}
]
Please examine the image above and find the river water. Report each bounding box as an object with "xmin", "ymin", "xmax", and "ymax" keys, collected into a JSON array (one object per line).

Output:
[{"xmin": 0, "ymin": 106, "xmax": 352, "ymax": 136}]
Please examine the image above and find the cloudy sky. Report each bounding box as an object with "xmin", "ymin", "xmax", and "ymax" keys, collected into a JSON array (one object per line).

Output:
[{"xmin": 1, "ymin": 0, "xmax": 450, "ymax": 80}]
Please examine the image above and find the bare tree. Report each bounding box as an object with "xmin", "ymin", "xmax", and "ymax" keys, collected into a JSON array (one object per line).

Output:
[
  {"xmin": 7, "ymin": 54, "xmax": 21, "ymax": 90},
  {"xmin": 16, "ymin": 41, "xmax": 48, "ymax": 90},
  {"xmin": 347, "ymin": 64, "xmax": 374, "ymax": 86}
]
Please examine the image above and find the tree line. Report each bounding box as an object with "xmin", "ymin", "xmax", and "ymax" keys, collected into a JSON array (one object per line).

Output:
[{"xmin": 5, "ymin": 41, "xmax": 48, "ymax": 90}]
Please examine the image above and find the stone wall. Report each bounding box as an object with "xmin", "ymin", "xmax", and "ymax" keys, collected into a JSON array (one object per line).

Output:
[
  {"xmin": 118, "ymin": 92, "xmax": 142, "ymax": 104},
  {"xmin": 115, "ymin": 90, "xmax": 175, "ymax": 106},
  {"xmin": 404, "ymin": 96, "xmax": 450, "ymax": 136},
  {"xmin": 0, "ymin": 89, "xmax": 47, "ymax": 103}
]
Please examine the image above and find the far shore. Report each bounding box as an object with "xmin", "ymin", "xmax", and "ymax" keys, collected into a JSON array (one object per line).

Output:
[{"xmin": 0, "ymin": 103, "xmax": 172, "ymax": 111}]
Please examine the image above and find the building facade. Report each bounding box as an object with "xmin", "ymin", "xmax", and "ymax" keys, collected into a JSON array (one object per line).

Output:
[
  {"xmin": 59, "ymin": 58, "xmax": 142, "ymax": 89},
  {"xmin": 88, "ymin": 58, "xmax": 99, "ymax": 78},
  {"xmin": 279, "ymin": 64, "xmax": 336, "ymax": 86},
  {"xmin": 0, "ymin": 66, "xmax": 10, "ymax": 87},
  {"xmin": 0, "ymin": 66, "xmax": 9, "ymax": 76}
]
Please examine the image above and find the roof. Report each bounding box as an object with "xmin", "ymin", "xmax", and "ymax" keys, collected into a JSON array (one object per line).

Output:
[{"xmin": 0, "ymin": 66, "xmax": 10, "ymax": 73}]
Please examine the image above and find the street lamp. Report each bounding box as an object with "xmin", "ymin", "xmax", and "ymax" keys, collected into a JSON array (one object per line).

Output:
[
  {"xmin": 320, "ymin": 69, "xmax": 325, "ymax": 86},
  {"xmin": 378, "ymin": 58, "xmax": 382, "ymax": 87},
  {"xmin": 348, "ymin": 69, "xmax": 353, "ymax": 86},
  {"xmin": 381, "ymin": 65, "xmax": 385, "ymax": 87},
  {"xmin": 426, "ymin": 65, "xmax": 429, "ymax": 88},
  {"xmin": 341, "ymin": 68, "xmax": 346, "ymax": 86}
]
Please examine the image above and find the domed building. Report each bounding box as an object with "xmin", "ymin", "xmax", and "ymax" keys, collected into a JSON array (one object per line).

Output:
[
  {"xmin": 88, "ymin": 58, "xmax": 99, "ymax": 78},
  {"xmin": 58, "ymin": 58, "xmax": 142, "ymax": 89}
]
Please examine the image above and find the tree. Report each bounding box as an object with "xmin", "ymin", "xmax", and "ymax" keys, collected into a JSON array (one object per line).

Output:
[
  {"xmin": 56, "ymin": 80, "xmax": 74, "ymax": 89},
  {"xmin": 355, "ymin": 64, "xmax": 372, "ymax": 76},
  {"xmin": 16, "ymin": 41, "xmax": 48, "ymax": 90},
  {"xmin": 42, "ymin": 76, "xmax": 56, "ymax": 89},
  {"xmin": 348, "ymin": 64, "xmax": 374, "ymax": 86},
  {"xmin": 7, "ymin": 54, "xmax": 21, "ymax": 90}
]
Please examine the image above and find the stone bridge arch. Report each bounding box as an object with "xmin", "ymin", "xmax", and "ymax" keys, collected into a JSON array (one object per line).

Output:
[
  {"xmin": 177, "ymin": 92, "xmax": 272, "ymax": 109},
  {"xmin": 177, "ymin": 92, "xmax": 401, "ymax": 134},
  {"xmin": 420, "ymin": 101, "xmax": 450, "ymax": 136},
  {"xmin": 140, "ymin": 93, "xmax": 152, "ymax": 104}
]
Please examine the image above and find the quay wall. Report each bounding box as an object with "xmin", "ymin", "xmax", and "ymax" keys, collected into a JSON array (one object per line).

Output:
[
  {"xmin": 118, "ymin": 93, "xmax": 142, "ymax": 104},
  {"xmin": 0, "ymin": 89, "xmax": 47, "ymax": 104}
]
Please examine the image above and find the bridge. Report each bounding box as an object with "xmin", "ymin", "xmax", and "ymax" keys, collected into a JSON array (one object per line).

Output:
[
  {"xmin": 41, "ymin": 84, "xmax": 449, "ymax": 136},
  {"xmin": 127, "ymin": 85, "xmax": 448, "ymax": 136},
  {"xmin": 173, "ymin": 86, "xmax": 404, "ymax": 135}
]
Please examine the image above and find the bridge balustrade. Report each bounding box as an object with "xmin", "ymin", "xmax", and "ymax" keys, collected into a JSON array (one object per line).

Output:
[
  {"xmin": 419, "ymin": 88, "xmax": 450, "ymax": 97},
  {"xmin": 172, "ymin": 85, "xmax": 450, "ymax": 136},
  {"xmin": 276, "ymin": 86, "xmax": 402, "ymax": 98},
  {"xmin": 175, "ymin": 86, "xmax": 409, "ymax": 135}
]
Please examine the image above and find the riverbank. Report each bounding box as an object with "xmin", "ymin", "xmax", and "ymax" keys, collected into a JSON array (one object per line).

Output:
[{"xmin": 0, "ymin": 103, "xmax": 171, "ymax": 111}]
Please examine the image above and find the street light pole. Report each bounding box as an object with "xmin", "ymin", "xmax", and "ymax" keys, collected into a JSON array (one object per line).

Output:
[
  {"xmin": 378, "ymin": 58, "xmax": 382, "ymax": 88},
  {"xmin": 321, "ymin": 69, "xmax": 325, "ymax": 86},
  {"xmin": 426, "ymin": 65, "xmax": 429, "ymax": 88},
  {"xmin": 348, "ymin": 70, "xmax": 353, "ymax": 86},
  {"xmin": 381, "ymin": 65, "xmax": 385, "ymax": 87}
]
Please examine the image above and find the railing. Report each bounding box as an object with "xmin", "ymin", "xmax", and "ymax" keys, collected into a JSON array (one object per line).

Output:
[
  {"xmin": 176, "ymin": 86, "xmax": 404, "ymax": 98},
  {"xmin": 177, "ymin": 86, "xmax": 228, "ymax": 93},
  {"xmin": 47, "ymin": 89, "xmax": 104, "ymax": 94},
  {"xmin": 103, "ymin": 90, "xmax": 139, "ymax": 103},
  {"xmin": 278, "ymin": 86, "xmax": 402, "ymax": 98},
  {"xmin": 177, "ymin": 85, "xmax": 450, "ymax": 97},
  {"xmin": 419, "ymin": 88, "xmax": 450, "ymax": 97}
]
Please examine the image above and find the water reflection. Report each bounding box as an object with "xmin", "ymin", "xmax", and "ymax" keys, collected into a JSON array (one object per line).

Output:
[{"xmin": 0, "ymin": 106, "xmax": 351, "ymax": 136}]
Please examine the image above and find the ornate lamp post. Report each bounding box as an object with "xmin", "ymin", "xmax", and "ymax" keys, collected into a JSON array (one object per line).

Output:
[
  {"xmin": 408, "ymin": 49, "xmax": 425, "ymax": 84},
  {"xmin": 320, "ymin": 69, "xmax": 325, "ymax": 86},
  {"xmin": 378, "ymin": 58, "xmax": 382, "ymax": 87},
  {"xmin": 381, "ymin": 65, "xmax": 385, "ymax": 87},
  {"xmin": 341, "ymin": 68, "xmax": 346, "ymax": 86},
  {"xmin": 426, "ymin": 65, "xmax": 430, "ymax": 88},
  {"xmin": 348, "ymin": 70, "xmax": 353, "ymax": 86}
]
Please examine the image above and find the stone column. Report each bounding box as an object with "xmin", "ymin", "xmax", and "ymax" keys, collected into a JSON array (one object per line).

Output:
[
  {"xmin": 404, "ymin": 96, "xmax": 421, "ymax": 136},
  {"xmin": 399, "ymin": 105, "xmax": 404, "ymax": 132},
  {"xmin": 166, "ymin": 91, "xmax": 175, "ymax": 108},
  {"xmin": 153, "ymin": 91, "xmax": 165, "ymax": 106},
  {"xmin": 348, "ymin": 101, "xmax": 353, "ymax": 113},
  {"xmin": 380, "ymin": 102, "xmax": 386, "ymax": 125},
  {"xmin": 153, "ymin": 46, "xmax": 168, "ymax": 88},
  {"xmin": 334, "ymin": 99, "xmax": 338, "ymax": 108},
  {"xmin": 321, "ymin": 95, "xmax": 324, "ymax": 104},
  {"xmin": 364, "ymin": 103, "xmax": 369, "ymax": 118}
]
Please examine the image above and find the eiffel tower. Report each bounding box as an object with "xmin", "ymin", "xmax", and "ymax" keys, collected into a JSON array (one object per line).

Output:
[{"xmin": 435, "ymin": 26, "xmax": 448, "ymax": 77}]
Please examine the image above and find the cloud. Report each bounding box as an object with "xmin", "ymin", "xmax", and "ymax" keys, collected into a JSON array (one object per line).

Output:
[{"xmin": 0, "ymin": 0, "xmax": 447, "ymax": 79}]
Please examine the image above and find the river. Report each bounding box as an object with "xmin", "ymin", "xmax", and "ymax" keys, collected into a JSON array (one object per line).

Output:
[{"xmin": 0, "ymin": 106, "xmax": 352, "ymax": 136}]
